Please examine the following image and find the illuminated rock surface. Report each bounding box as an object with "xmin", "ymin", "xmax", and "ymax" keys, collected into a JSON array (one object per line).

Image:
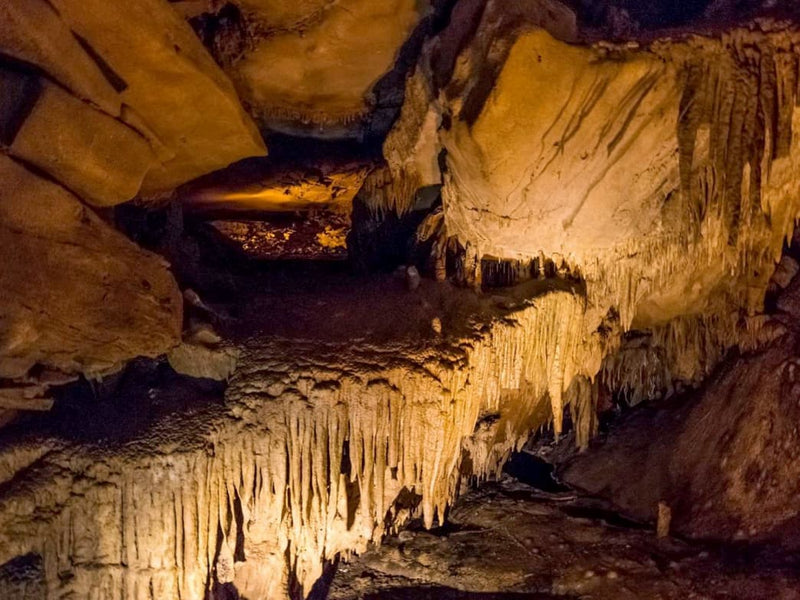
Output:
[
  {"xmin": 2, "ymin": 1, "xmax": 800, "ymax": 598},
  {"xmin": 380, "ymin": 5, "xmax": 800, "ymax": 433},
  {"xmin": 0, "ymin": 156, "xmax": 182, "ymax": 381},
  {"xmin": 561, "ymin": 269, "xmax": 800, "ymax": 546},
  {"xmin": 0, "ymin": 278, "xmax": 596, "ymax": 599},
  {"xmin": 210, "ymin": 0, "xmax": 428, "ymax": 136},
  {"xmin": 0, "ymin": 0, "xmax": 266, "ymax": 200}
]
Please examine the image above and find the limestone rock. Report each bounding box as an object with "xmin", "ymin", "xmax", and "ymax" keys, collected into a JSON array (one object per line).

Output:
[
  {"xmin": 48, "ymin": 0, "xmax": 266, "ymax": 194},
  {"xmin": 182, "ymin": 162, "xmax": 368, "ymax": 214},
  {"xmin": 225, "ymin": 0, "xmax": 425, "ymax": 135},
  {"xmin": 6, "ymin": 73, "xmax": 156, "ymax": 207},
  {"xmin": 379, "ymin": 9, "xmax": 800, "ymax": 415},
  {"xmin": 167, "ymin": 343, "xmax": 238, "ymax": 381},
  {"xmin": 0, "ymin": 0, "xmax": 122, "ymax": 117},
  {"xmin": 563, "ymin": 271, "xmax": 800, "ymax": 546},
  {"xmin": 0, "ymin": 156, "xmax": 182, "ymax": 377},
  {"xmin": 0, "ymin": 280, "xmax": 593, "ymax": 599}
]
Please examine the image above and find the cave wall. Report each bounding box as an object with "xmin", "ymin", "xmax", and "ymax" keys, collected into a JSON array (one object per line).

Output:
[
  {"xmin": 2, "ymin": 0, "xmax": 800, "ymax": 598},
  {"xmin": 0, "ymin": 156, "xmax": 182, "ymax": 385},
  {"xmin": 0, "ymin": 0, "xmax": 270, "ymax": 394},
  {"xmin": 379, "ymin": 3, "xmax": 800, "ymax": 419}
]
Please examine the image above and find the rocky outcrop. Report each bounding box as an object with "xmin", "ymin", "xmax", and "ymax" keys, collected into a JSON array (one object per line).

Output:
[
  {"xmin": 214, "ymin": 0, "xmax": 427, "ymax": 137},
  {"xmin": 0, "ymin": 156, "xmax": 182, "ymax": 381},
  {"xmin": 1, "ymin": 0, "xmax": 266, "ymax": 201},
  {"xmin": 0, "ymin": 279, "xmax": 601, "ymax": 599},
  {"xmin": 561, "ymin": 269, "xmax": 800, "ymax": 547},
  {"xmin": 378, "ymin": 3, "xmax": 800, "ymax": 431},
  {"xmin": 4, "ymin": 72, "xmax": 156, "ymax": 207}
]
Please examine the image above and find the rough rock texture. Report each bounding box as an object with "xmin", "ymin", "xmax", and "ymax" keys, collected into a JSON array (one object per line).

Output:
[
  {"xmin": 378, "ymin": 4, "xmax": 800, "ymax": 434},
  {"xmin": 0, "ymin": 156, "xmax": 183, "ymax": 380},
  {"xmin": 0, "ymin": 0, "xmax": 266, "ymax": 201},
  {"xmin": 3, "ymin": 1, "xmax": 800, "ymax": 599},
  {"xmin": 561, "ymin": 269, "xmax": 800, "ymax": 547},
  {"xmin": 180, "ymin": 158, "xmax": 368, "ymax": 258},
  {"xmin": 6, "ymin": 76, "xmax": 156, "ymax": 207},
  {"xmin": 215, "ymin": 0, "xmax": 426, "ymax": 136},
  {"xmin": 182, "ymin": 161, "xmax": 368, "ymax": 214},
  {"xmin": 329, "ymin": 478, "xmax": 800, "ymax": 600},
  {"xmin": 0, "ymin": 0, "xmax": 122, "ymax": 117},
  {"xmin": 0, "ymin": 276, "xmax": 606, "ymax": 599}
]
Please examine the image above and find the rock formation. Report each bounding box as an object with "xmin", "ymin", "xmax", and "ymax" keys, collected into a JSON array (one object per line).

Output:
[
  {"xmin": 0, "ymin": 281, "xmax": 594, "ymax": 599},
  {"xmin": 562, "ymin": 259, "xmax": 800, "ymax": 547},
  {"xmin": 0, "ymin": 156, "xmax": 182, "ymax": 389},
  {"xmin": 2, "ymin": 0, "xmax": 800, "ymax": 598},
  {"xmin": 378, "ymin": 1, "xmax": 800, "ymax": 437},
  {"xmin": 1, "ymin": 0, "xmax": 267, "ymax": 199},
  {"xmin": 218, "ymin": 0, "xmax": 427, "ymax": 137}
]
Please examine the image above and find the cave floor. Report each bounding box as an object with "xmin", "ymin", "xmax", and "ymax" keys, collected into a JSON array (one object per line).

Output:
[{"xmin": 325, "ymin": 477, "xmax": 800, "ymax": 600}]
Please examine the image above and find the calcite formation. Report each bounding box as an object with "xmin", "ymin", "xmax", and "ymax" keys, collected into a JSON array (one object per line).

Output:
[
  {"xmin": 3, "ymin": 1, "xmax": 800, "ymax": 599},
  {"xmin": 0, "ymin": 282, "xmax": 599, "ymax": 599},
  {"xmin": 380, "ymin": 4, "xmax": 800, "ymax": 430}
]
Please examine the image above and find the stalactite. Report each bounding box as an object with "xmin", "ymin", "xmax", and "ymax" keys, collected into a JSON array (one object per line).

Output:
[{"xmin": 0, "ymin": 285, "xmax": 600, "ymax": 600}]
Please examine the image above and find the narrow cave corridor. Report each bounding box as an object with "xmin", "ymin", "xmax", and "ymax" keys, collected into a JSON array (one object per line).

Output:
[{"xmin": 2, "ymin": 1, "xmax": 800, "ymax": 599}]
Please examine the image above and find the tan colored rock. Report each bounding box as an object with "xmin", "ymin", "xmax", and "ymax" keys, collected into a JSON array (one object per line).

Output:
[
  {"xmin": 0, "ymin": 156, "xmax": 182, "ymax": 377},
  {"xmin": 564, "ymin": 277, "xmax": 800, "ymax": 545},
  {"xmin": 228, "ymin": 0, "xmax": 424, "ymax": 134},
  {"xmin": 0, "ymin": 282, "xmax": 593, "ymax": 599},
  {"xmin": 0, "ymin": 0, "xmax": 122, "ymax": 117},
  {"xmin": 381, "ymin": 11, "xmax": 800, "ymax": 410},
  {"xmin": 8, "ymin": 77, "xmax": 155, "ymax": 207},
  {"xmin": 183, "ymin": 164, "xmax": 368, "ymax": 213},
  {"xmin": 48, "ymin": 0, "xmax": 266, "ymax": 194},
  {"xmin": 167, "ymin": 343, "xmax": 238, "ymax": 381},
  {"xmin": 232, "ymin": 0, "xmax": 331, "ymax": 30},
  {"xmin": 444, "ymin": 29, "xmax": 680, "ymax": 261}
]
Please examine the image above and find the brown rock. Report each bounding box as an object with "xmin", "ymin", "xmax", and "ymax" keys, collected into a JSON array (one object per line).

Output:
[
  {"xmin": 0, "ymin": 155, "xmax": 182, "ymax": 377},
  {"xmin": 0, "ymin": 0, "xmax": 122, "ymax": 117},
  {"xmin": 48, "ymin": 0, "xmax": 266, "ymax": 194},
  {"xmin": 227, "ymin": 0, "xmax": 424, "ymax": 134},
  {"xmin": 7, "ymin": 74, "xmax": 156, "ymax": 206}
]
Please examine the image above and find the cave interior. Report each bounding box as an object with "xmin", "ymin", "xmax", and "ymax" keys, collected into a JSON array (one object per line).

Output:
[{"xmin": 2, "ymin": 0, "xmax": 800, "ymax": 599}]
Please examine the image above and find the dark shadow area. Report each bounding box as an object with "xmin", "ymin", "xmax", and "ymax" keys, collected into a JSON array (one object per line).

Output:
[
  {"xmin": 358, "ymin": 587, "xmax": 572, "ymax": 599},
  {"xmin": 502, "ymin": 452, "xmax": 572, "ymax": 494},
  {"xmin": 556, "ymin": 502, "xmax": 650, "ymax": 530},
  {"xmin": 0, "ymin": 358, "xmax": 226, "ymax": 449},
  {"xmin": 304, "ymin": 558, "xmax": 340, "ymax": 600},
  {"xmin": 566, "ymin": 0, "xmax": 711, "ymax": 29},
  {"xmin": 0, "ymin": 553, "xmax": 44, "ymax": 599},
  {"xmin": 47, "ymin": 359, "xmax": 225, "ymax": 445}
]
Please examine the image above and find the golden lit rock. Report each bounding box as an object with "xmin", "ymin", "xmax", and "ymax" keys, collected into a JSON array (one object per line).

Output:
[
  {"xmin": 7, "ymin": 76, "xmax": 156, "ymax": 207},
  {"xmin": 0, "ymin": 0, "xmax": 122, "ymax": 117},
  {"xmin": 3, "ymin": 1, "xmax": 800, "ymax": 598},
  {"xmin": 0, "ymin": 156, "xmax": 183, "ymax": 378},
  {"xmin": 226, "ymin": 0, "xmax": 425, "ymax": 134},
  {"xmin": 47, "ymin": 0, "xmax": 267, "ymax": 194}
]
